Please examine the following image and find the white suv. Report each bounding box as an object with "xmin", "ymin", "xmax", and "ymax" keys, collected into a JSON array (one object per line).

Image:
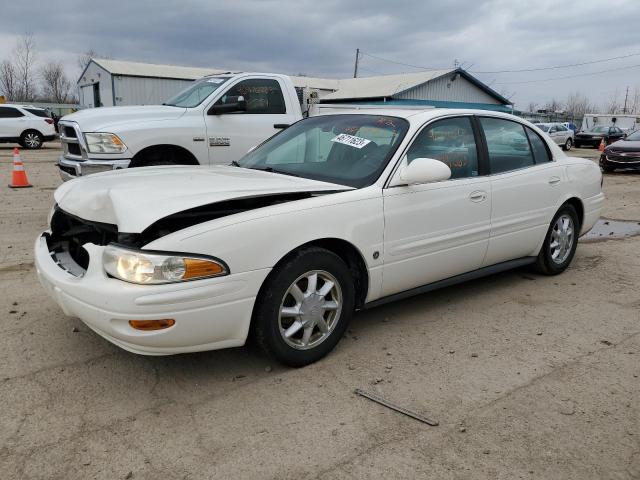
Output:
[{"xmin": 0, "ymin": 105, "xmax": 57, "ymax": 149}]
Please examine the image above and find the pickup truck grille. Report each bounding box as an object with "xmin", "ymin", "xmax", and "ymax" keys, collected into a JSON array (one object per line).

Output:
[{"xmin": 59, "ymin": 121, "xmax": 87, "ymax": 161}]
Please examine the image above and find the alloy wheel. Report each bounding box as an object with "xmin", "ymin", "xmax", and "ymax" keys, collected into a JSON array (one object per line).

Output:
[
  {"xmin": 550, "ymin": 214, "xmax": 574, "ymax": 264},
  {"xmin": 278, "ymin": 270, "xmax": 343, "ymax": 350},
  {"xmin": 24, "ymin": 133, "xmax": 41, "ymax": 148}
]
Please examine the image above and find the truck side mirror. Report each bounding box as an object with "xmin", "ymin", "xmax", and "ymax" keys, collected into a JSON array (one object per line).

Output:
[{"xmin": 208, "ymin": 95, "xmax": 246, "ymax": 115}]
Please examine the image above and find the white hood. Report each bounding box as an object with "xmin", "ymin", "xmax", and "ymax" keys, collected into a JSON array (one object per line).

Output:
[
  {"xmin": 54, "ymin": 165, "xmax": 350, "ymax": 232},
  {"xmin": 61, "ymin": 105, "xmax": 186, "ymax": 131}
]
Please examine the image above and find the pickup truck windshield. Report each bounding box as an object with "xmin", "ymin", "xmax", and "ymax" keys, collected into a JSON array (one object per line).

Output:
[
  {"xmin": 164, "ymin": 77, "xmax": 230, "ymax": 108},
  {"xmin": 237, "ymin": 114, "xmax": 409, "ymax": 188}
]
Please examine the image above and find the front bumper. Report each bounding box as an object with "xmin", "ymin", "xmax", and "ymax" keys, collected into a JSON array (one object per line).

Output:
[
  {"xmin": 35, "ymin": 234, "xmax": 270, "ymax": 355},
  {"xmin": 58, "ymin": 155, "xmax": 131, "ymax": 181},
  {"xmin": 600, "ymin": 152, "xmax": 640, "ymax": 170}
]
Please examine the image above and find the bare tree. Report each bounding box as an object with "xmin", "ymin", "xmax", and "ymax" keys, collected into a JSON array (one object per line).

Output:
[
  {"xmin": 0, "ymin": 60, "xmax": 18, "ymax": 100},
  {"xmin": 40, "ymin": 62, "xmax": 72, "ymax": 103},
  {"xmin": 605, "ymin": 89, "xmax": 621, "ymax": 114},
  {"xmin": 77, "ymin": 48, "xmax": 96, "ymax": 74},
  {"xmin": 629, "ymin": 86, "xmax": 640, "ymax": 115},
  {"xmin": 565, "ymin": 92, "xmax": 596, "ymax": 118},
  {"xmin": 544, "ymin": 98, "xmax": 564, "ymax": 112},
  {"xmin": 526, "ymin": 101, "xmax": 538, "ymax": 113},
  {"xmin": 13, "ymin": 33, "xmax": 37, "ymax": 101}
]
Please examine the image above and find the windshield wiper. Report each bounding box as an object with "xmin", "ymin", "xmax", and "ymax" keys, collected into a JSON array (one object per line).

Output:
[
  {"xmin": 250, "ymin": 166, "xmax": 300, "ymax": 177},
  {"xmin": 230, "ymin": 160, "xmax": 241, "ymax": 167}
]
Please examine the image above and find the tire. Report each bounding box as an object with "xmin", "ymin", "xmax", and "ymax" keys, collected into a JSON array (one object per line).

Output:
[
  {"xmin": 20, "ymin": 130, "xmax": 43, "ymax": 150},
  {"xmin": 252, "ymin": 247, "xmax": 355, "ymax": 367},
  {"xmin": 532, "ymin": 204, "xmax": 580, "ymax": 275},
  {"xmin": 563, "ymin": 138, "xmax": 572, "ymax": 151}
]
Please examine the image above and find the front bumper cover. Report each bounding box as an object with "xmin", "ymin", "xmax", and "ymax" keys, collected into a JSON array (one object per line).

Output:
[
  {"xmin": 35, "ymin": 233, "xmax": 270, "ymax": 355},
  {"xmin": 58, "ymin": 155, "xmax": 131, "ymax": 181}
]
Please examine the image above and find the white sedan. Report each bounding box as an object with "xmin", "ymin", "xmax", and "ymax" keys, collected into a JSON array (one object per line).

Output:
[{"xmin": 35, "ymin": 109, "xmax": 604, "ymax": 366}]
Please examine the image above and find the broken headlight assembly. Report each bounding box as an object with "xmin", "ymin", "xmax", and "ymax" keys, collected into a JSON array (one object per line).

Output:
[
  {"xmin": 103, "ymin": 245, "xmax": 228, "ymax": 284},
  {"xmin": 84, "ymin": 132, "xmax": 127, "ymax": 154}
]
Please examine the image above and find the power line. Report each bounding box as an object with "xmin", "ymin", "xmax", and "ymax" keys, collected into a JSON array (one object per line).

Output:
[
  {"xmin": 359, "ymin": 50, "xmax": 640, "ymax": 75},
  {"xmin": 360, "ymin": 51, "xmax": 447, "ymax": 71},
  {"xmin": 494, "ymin": 62, "xmax": 640, "ymax": 85}
]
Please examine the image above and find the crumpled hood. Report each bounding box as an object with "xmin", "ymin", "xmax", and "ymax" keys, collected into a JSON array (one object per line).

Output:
[
  {"xmin": 54, "ymin": 165, "xmax": 351, "ymax": 232},
  {"xmin": 61, "ymin": 105, "xmax": 186, "ymax": 131}
]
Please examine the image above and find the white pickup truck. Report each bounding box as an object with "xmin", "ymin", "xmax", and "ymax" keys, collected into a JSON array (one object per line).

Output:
[{"xmin": 57, "ymin": 72, "xmax": 310, "ymax": 180}]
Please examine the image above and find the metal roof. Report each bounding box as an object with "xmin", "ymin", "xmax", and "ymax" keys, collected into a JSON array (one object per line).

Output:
[
  {"xmin": 91, "ymin": 58, "xmax": 227, "ymax": 80},
  {"xmin": 322, "ymin": 69, "xmax": 511, "ymax": 105}
]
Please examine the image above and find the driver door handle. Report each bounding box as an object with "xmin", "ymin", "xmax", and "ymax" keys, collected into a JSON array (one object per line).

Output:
[
  {"xmin": 274, "ymin": 123, "xmax": 290, "ymax": 129},
  {"xmin": 469, "ymin": 190, "xmax": 487, "ymax": 202}
]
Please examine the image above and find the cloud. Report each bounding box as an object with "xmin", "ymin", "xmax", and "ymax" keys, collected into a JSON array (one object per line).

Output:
[{"xmin": 2, "ymin": 0, "xmax": 640, "ymax": 109}]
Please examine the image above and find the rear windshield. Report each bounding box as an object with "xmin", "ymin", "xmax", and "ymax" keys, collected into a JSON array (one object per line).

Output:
[
  {"xmin": 25, "ymin": 108, "xmax": 49, "ymax": 118},
  {"xmin": 625, "ymin": 130, "xmax": 640, "ymax": 141},
  {"xmin": 589, "ymin": 126, "xmax": 609, "ymax": 133},
  {"xmin": 536, "ymin": 124, "xmax": 550, "ymax": 132}
]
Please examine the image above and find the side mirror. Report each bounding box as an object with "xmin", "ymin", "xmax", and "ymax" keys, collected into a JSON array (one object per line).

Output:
[
  {"xmin": 399, "ymin": 158, "xmax": 451, "ymax": 185},
  {"xmin": 208, "ymin": 95, "xmax": 246, "ymax": 115}
]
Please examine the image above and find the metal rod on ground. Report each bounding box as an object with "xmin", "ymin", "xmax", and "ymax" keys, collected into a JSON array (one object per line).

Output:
[{"xmin": 354, "ymin": 388, "xmax": 438, "ymax": 426}]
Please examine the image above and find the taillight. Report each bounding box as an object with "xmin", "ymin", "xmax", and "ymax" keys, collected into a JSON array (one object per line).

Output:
[{"xmin": 45, "ymin": 118, "xmax": 54, "ymax": 124}]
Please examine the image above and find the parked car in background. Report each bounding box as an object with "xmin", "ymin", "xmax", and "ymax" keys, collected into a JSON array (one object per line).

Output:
[
  {"xmin": 0, "ymin": 104, "xmax": 57, "ymax": 149},
  {"xmin": 535, "ymin": 122, "xmax": 574, "ymax": 150},
  {"xmin": 600, "ymin": 129, "xmax": 640, "ymax": 172},
  {"xmin": 574, "ymin": 125, "xmax": 626, "ymax": 148},
  {"xmin": 36, "ymin": 109, "xmax": 604, "ymax": 366}
]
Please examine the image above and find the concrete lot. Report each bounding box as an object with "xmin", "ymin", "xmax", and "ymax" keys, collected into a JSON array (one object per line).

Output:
[{"xmin": 1, "ymin": 143, "xmax": 639, "ymax": 479}]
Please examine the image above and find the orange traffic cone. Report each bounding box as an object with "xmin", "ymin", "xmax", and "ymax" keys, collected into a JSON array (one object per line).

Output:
[
  {"xmin": 598, "ymin": 139, "xmax": 606, "ymax": 152},
  {"xmin": 8, "ymin": 148, "xmax": 32, "ymax": 188}
]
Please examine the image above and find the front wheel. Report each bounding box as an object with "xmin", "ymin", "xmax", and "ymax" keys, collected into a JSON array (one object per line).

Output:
[
  {"xmin": 253, "ymin": 247, "xmax": 355, "ymax": 367},
  {"xmin": 533, "ymin": 204, "xmax": 579, "ymax": 275},
  {"xmin": 563, "ymin": 138, "xmax": 572, "ymax": 151}
]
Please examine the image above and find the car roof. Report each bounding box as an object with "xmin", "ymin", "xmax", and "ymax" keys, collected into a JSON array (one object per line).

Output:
[
  {"xmin": 2, "ymin": 104, "xmax": 45, "ymax": 110},
  {"xmin": 316, "ymin": 107, "xmax": 521, "ymax": 123}
]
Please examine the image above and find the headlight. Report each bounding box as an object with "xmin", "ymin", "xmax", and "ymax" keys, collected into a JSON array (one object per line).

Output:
[
  {"xmin": 84, "ymin": 133, "xmax": 127, "ymax": 154},
  {"xmin": 103, "ymin": 245, "xmax": 228, "ymax": 284}
]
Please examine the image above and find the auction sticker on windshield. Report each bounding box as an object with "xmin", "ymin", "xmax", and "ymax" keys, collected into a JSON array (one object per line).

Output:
[{"xmin": 331, "ymin": 133, "xmax": 372, "ymax": 149}]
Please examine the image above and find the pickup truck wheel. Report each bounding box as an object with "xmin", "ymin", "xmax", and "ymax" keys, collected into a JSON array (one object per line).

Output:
[
  {"xmin": 532, "ymin": 204, "xmax": 579, "ymax": 276},
  {"xmin": 563, "ymin": 138, "xmax": 572, "ymax": 151},
  {"xmin": 253, "ymin": 247, "xmax": 355, "ymax": 367},
  {"xmin": 20, "ymin": 130, "xmax": 43, "ymax": 150}
]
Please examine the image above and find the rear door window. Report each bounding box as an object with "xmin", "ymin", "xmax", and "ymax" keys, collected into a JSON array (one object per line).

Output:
[
  {"xmin": 480, "ymin": 117, "xmax": 535, "ymax": 174},
  {"xmin": 525, "ymin": 127, "xmax": 552, "ymax": 163},
  {"xmin": 25, "ymin": 108, "xmax": 49, "ymax": 118}
]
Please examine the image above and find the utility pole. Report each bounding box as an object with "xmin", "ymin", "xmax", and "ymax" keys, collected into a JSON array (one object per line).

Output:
[
  {"xmin": 353, "ymin": 48, "xmax": 360, "ymax": 78},
  {"xmin": 623, "ymin": 86, "xmax": 629, "ymax": 114}
]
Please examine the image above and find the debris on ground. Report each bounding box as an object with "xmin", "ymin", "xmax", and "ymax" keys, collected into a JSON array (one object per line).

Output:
[{"xmin": 354, "ymin": 388, "xmax": 438, "ymax": 426}]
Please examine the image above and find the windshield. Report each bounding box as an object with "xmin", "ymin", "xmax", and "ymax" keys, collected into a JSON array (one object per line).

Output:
[
  {"xmin": 589, "ymin": 126, "xmax": 609, "ymax": 133},
  {"xmin": 237, "ymin": 114, "xmax": 410, "ymax": 188},
  {"xmin": 625, "ymin": 130, "xmax": 640, "ymax": 141},
  {"xmin": 536, "ymin": 124, "xmax": 550, "ymax": 132},
  {"xmin": 164, "ymin": 77, "xmax": 230, "ymax": 107}
]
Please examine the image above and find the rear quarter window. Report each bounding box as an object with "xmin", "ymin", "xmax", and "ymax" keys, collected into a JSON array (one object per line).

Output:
[
  {"xmin": 25, "ymin": 108, "xmax": 49, "ymax": 118},
  {"xmin": 525, "ymin": 126, "xmax": 552, "ymax": 163}
]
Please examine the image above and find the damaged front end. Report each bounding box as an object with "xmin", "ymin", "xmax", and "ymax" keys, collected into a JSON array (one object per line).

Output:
[{"xmin": 44, "ymin": 191, "xmax": 334, "ymax": 276}]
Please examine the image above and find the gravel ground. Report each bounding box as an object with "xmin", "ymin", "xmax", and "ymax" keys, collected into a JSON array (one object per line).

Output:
[{"xmin": 1, "ymin": 143, "xmax": 639, "ymax": 479}]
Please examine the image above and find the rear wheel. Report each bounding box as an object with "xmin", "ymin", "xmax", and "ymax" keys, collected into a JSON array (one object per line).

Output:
[
  {"xmin": 563, "ymin": 138, "xmax": 572, "ymax": 151},
  {"xmin": 533, "ymin": 204, "xmax": 579, "ymax": 275},
  {"xmin": 20, "ymin": 130, "xmax": 43, "ymax": 149},
  {"xmin": 253, "ymin": 247, "xmax": 354, "ymax": 367}
]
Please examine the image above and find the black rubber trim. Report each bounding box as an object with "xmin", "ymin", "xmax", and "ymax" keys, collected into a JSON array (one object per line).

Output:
[{"xmin": 363, "ymin": 257, "xmax": 536, "ymax": 309}]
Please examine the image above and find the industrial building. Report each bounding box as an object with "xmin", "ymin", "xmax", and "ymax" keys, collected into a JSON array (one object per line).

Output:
[
  {"xmin": 77, "ymin": 59, "xmax": 512, "ymax": 112},
  {"xmin": 319, "ymin": 69, "xmax": 513, "ymax": 112}
]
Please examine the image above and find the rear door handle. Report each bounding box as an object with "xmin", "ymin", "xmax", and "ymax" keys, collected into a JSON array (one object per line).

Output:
[
  {"xmin": 548, "ymin": 176, "xmax": 561, "ymax": 185},
  {"xmin": 469, "ymin": 190, "xmax": 487, "ymax": 202},
  {"xmin": 274, "ymin": 123, "xmax": 290, "ymax": 129}
]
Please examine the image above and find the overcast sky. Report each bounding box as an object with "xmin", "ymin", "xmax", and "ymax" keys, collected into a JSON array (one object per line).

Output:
[{"xmin": 2, "ymin": 0, "xmax": 640, "ymax": 109}]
